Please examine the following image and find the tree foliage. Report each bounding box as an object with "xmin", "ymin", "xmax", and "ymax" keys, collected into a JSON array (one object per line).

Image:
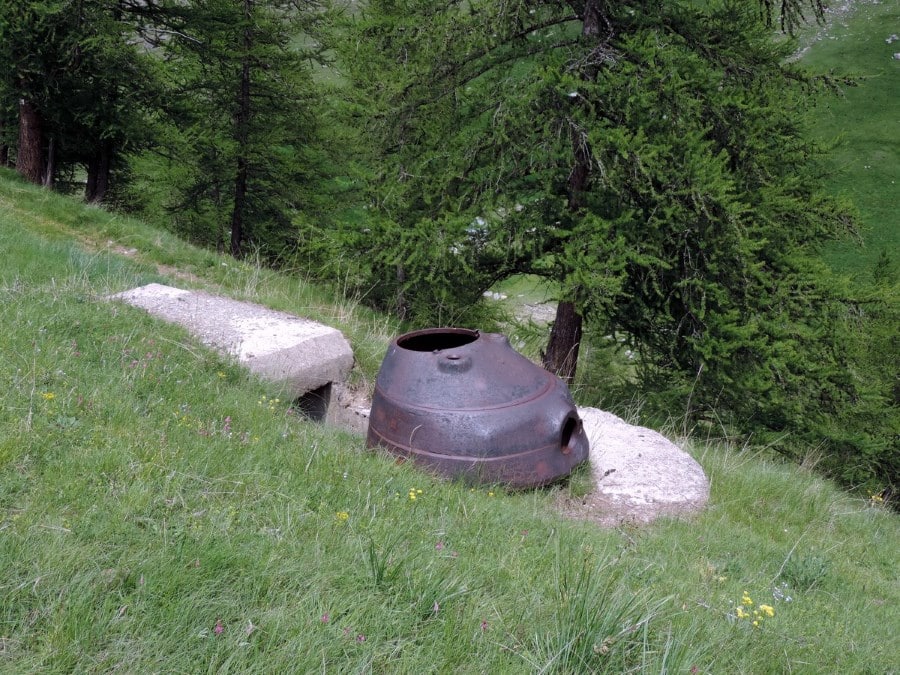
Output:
[
  {"xmin": 336, "ymin": 0, "xmax": 896, "ymax": 488},
  {"xmin": 136, "ymin": 0, "xmax": 331, "ymax": 257},
  {"xmin": 0, "ymin": 0, "xmax": 332, "ymax": 255},
  {"xmin": 762, "ymin": 0, "xmax": 827, "ymax": 34},
  {"xmin": 0, "ymin": 1, "xmax": 162, "ymax": 196}
]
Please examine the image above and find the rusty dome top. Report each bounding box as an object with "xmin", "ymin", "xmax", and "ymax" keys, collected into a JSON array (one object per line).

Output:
[{"xmin": 375, "ymin": 328, "xmax": 553, "ymax": 410}]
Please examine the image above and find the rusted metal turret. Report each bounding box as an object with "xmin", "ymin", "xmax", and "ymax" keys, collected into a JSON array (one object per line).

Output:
[{"xmin": 366, "ymin": 328, "xmax": 589, "ymax": 488}]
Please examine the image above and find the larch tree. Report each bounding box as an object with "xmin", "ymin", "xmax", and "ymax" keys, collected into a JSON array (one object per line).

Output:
[
  {"xmin": 0, "ymin": 3, "xmax": 58, "ymax": 184},
  {"xmin": 0, "ymin": 0, "xmax": 162, "ymax": 198},
  {"xmin": 338, "ymin": 0, "xmax": 897, "ymax": 484},
  {"xmin": 342, "ymin": 0, "xmax": 847, "ymax": 378},
  {"xmin": 148, "ymin": 0, "xmax": 330, "ymax": 258}
]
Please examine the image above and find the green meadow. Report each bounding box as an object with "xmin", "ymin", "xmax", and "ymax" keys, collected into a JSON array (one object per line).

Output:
[
  {"xmin": 1, "ymin": 169, "xmax": 898, "ymax": 673},
  {"xmin": 800, "ymin": 0, "xmax": 900, "ymax": 276}
]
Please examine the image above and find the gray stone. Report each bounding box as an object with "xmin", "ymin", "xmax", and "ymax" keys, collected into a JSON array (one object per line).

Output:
[
  {"xmin": 110, "ymin": 283, "xmax": 354, "ymax": 398},
  {"xmin": 325, "ymin": 382, "xmax": 372, "ymax": 434},
  {"xmin": 559, "ymin": 407, "xmax": 710, "ymax": 526}
]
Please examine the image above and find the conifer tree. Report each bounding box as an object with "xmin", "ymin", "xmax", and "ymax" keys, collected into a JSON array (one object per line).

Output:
[
  {"xmin": 0, "ymin": 1, "xmax": 161, "ymax": 197},
  {"xmin": 147, "ymin": 0, "xmax": 329, "ymax": 258},
  {"xmin": 339, "ymin": 0, "xmax": 895, "ymax": 484},
  {"xmin": 343, "ymin": 0, "xmax": 847, "ymax": 374}
]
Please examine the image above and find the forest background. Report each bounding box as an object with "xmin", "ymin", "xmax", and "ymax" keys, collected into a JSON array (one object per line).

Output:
[{"xmin": 0, "ymin": 0, "xmax": 896, "ymax": 495}]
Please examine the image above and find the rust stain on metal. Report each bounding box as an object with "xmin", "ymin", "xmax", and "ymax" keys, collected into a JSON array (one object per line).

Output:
[{"xmin": 365, "ymin": 328, "xmax": 590, "ymax": 488}]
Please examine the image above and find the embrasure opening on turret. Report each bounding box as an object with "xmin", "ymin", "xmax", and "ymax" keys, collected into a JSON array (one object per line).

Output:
[
  {"xmin": 397, "ymin": 328, "xmax": 478, "ymax": 352},
  {"xmin": 560, "ymin": 415, "xmax": 580, "ymax": 455}
]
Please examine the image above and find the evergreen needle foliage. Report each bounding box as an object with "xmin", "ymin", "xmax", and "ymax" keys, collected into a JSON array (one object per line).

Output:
[
  {"xmin": 132, "ymin": 0, "xmax": 334, "ymax": 259},
  {"xmin": 334, "ymin": 0, "xmax": 897, "ymax": 490}
]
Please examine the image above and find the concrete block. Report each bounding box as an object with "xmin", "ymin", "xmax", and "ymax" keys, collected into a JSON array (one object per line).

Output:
[
  {"xmin": 110, "ymin": 283, "xmax": 354, "ymax": 398},
  {"xmin": 561, "ymin": 407, "xmax": 710, "ymax": 526}
]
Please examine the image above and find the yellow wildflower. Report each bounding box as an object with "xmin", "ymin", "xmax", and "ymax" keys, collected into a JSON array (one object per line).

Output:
[
  {"xmin": 759, "ymin": 604, "xmax": 775, "ymax": 618},
  {"xmin": 42, "ymin": 392, "xmax": 55, "ymax": 400},
  {"xmin": 741, "ymin": 592, "xmax": 753, "ymax": 606},
  {"xmin": 335, "ymin": 511, "xmax": 349, "ymax": 522}
]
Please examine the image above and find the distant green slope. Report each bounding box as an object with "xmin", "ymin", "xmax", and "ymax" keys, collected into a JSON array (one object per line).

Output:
[{"xmin": 800, "ymin": 0, "xmax": 900, "ymax": 276}]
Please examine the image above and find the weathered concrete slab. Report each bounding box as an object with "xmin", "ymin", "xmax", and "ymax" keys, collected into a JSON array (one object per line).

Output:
[
  {"xmin": 325, "ymin": 383, "xmax": 371, "ymax": 434},
  {"xmin": 558, "ymin": 407, "xmax": 710, "ymax": 527},
  {"xmin": 110, "ymin": 283, "xmax": 354, "ymax": 398}
]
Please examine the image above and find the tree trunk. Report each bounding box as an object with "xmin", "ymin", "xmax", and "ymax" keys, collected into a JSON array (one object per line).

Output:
[
  {"xmin": 230, "ymin": 0, "xmax": 253, "ymax": 259},
  {"xmin": 545, "ymin": 117, "xmax": 591, "ymax": 381},
  {"xmin": 0, "ymin": 117, "xmax": 8, "ymax": 166},
  {"xmin": 543, "ymin": 0, "xmax": 605, "ymax": 381},
  {"xmin": 214, "ymin": 180, "xmax": 225, "ymax": 253},
  {"xmin": 86, "ymin": 141, "xmax": 112, "ymax": 203},
  {"xmin": 230, "ymin": 158, "xmax": 248, "ymax": 258},
  {"xmin": 15, "ymin": 99, "xmax": 43, "ymax": 184},
  {"xmin": 566, "ymin": 0, "xmax": 603, "ymax": 211},
  {"xmin": 42, "ymin": 135, "xmax": 56, "ymax": 188},
  {"xmin": 542, "ymin": 300, "xmax": 583, "ymax": 383},
  {"xmin": 395, "ymin": 265, "xmax": 408, "ymax": 319}
]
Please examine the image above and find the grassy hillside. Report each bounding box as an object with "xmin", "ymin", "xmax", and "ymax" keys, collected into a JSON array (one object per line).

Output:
[
  {"xmin": 799, "ymin": 0, "xmax": 900, "ymax": 276},
  {"xmin": 1, "ymin": 170, "xmax": 898, "ymax": 672}
]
